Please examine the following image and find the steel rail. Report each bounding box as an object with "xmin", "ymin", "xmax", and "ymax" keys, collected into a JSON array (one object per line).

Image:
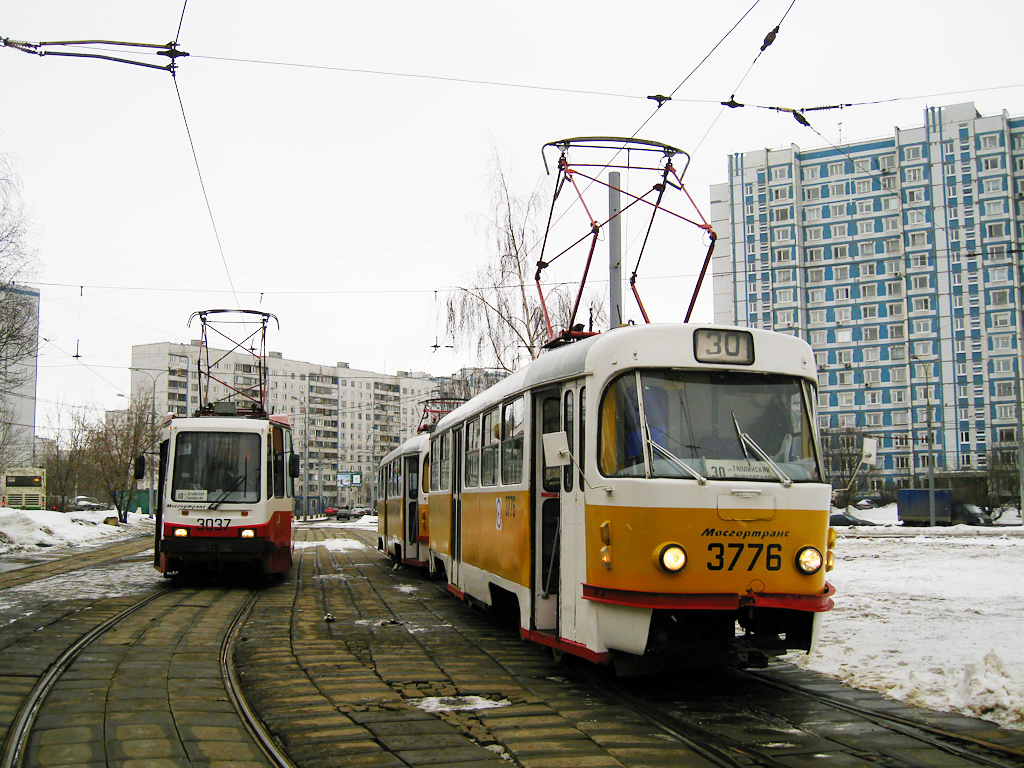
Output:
[
  {"xmin": 220, "ymin": 590, "xmax": 298, "ymax": 768},
  {"xmin": 0, "ymin": 589, "xmax": 170, "ymax": 768}
]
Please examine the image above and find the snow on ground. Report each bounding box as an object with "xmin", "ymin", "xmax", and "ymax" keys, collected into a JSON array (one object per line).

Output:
[
  {"xmin": 0, "ymin": 507, "xmax": 154, "ymax": 556},
  {"xmin": 2, "ymin": 506, "xmax": 1023, "ymax": 729},
  {"xmin": 791, "ymin": 503, "xmax": 1024, "ymax": 731}
]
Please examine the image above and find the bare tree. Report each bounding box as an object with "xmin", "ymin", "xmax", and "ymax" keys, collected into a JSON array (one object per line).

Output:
[
  {"xmin": 85, "ymin": 389, "xmax": 159, "ymax": 521},
  {"xmin": 447, "ymin": 163, "xmax": 606, "ymax": 373},
  {"xmin": 42, "ymin": 400, "xmax": 91, "ymax": 512},
  {"xmin": 0, "ymin": 154, "xmax": 38, "ymax": 400}
]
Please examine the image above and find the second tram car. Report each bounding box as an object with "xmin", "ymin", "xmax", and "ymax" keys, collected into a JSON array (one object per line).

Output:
[
  {"xmin": 377, "ymin": 433, "xmax": 430, "ymax": 567},
  {"xmin": 380, "ymin": 324, "xmax": 835, "ymax": 671},
  {"xmin": 153, "ymin": 408, "xmax": 299, "ymax": 577}
]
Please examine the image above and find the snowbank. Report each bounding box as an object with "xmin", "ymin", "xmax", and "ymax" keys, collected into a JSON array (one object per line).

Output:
[{"xmin": 0, "ymin": 507, "xmax": 154, "ymax": 555}]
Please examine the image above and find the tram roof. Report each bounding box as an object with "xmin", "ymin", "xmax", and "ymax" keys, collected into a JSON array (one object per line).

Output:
[{"xmin": 432, "ymin": 324, "xmax": 815, "ymax": 435}]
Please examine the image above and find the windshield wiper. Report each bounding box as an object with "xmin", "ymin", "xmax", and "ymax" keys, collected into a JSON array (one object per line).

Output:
[
  {"xmin": 208, "ymin": 474, "xmax": 246, "ymax": 509},
  {"xmin": 731, "ymin": 412, "xmax": 792, "ymax": 487},
  {"xmin": 642, "ymin": 412, "xmax": 706, "ymax": 484}
]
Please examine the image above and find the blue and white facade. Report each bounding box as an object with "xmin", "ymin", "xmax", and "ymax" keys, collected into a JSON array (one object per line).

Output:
[{"xmin": 711, "ymin": 103, "xmax": 1024, "ymax": 493}]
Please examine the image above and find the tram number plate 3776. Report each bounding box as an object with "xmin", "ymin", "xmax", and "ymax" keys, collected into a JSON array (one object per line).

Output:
[{"xmin": 706, "ymin": 542, "xmax": 782, "ymax": 571}]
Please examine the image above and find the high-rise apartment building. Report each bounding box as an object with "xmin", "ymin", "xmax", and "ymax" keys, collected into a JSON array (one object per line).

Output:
[
  {"xmin": 1, "ymin": 284, "xmax": 40, "ymax": 466},
  {"xmin": 131, "ymin": 341, "xmax": 440, "ymax": 511},
  {"xmin": 711, "ymin": 103, "xmax": 1024, "ymax": 497}
]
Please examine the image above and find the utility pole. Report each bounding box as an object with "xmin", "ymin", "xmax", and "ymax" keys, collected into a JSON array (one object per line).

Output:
[{"xmin": 608, "ymin": 171, "xmax": 623, "ymax": 329}]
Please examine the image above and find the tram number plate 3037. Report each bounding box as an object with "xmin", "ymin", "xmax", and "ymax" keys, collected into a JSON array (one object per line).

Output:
[
  {"xmin": 195, "ymin": 518, "xmax": 230, "ymax": 530},
  {"xmin": 706, "ymin": 542, "xmax": 782, "ymax": 571}
]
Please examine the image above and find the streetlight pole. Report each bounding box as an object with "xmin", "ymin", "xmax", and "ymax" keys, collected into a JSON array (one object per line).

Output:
[{"xmin": 130, "ymin": 367, "xmax": 168, "ymax": 516}]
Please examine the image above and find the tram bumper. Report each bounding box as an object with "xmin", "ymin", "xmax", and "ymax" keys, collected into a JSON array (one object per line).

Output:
[{"xmin": 160, "ymin": 537, "xmax": 277, "ymax": 556}]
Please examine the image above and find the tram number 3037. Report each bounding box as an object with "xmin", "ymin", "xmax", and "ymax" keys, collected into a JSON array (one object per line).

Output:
[
  {"xmin": 706, "ymin": 542, "xmax": 782, "ymax": 571},
  {"xmin": 195, "ymin": 518, "xmax": 230, "ymax": 530}
]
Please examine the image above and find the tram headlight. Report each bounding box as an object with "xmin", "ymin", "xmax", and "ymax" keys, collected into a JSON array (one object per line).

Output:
[
  {"xmin": 240, "ymin": 529, "xmax": 255, "ymax": 539},
  {"xmin": 173, "ymin": 528, "xmax": 189, "ymax": 537},
  {"xmin": 796, "ymin": 546, "xmax": 823, "ymax": 575},
  {"xmin": 657, "ymin": 543, "xmax": 687, "ymax": 573}
]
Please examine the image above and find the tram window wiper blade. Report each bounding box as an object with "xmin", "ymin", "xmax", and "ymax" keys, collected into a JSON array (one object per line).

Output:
[
  {"xmin": 208, "ymin": 474, "xmax": 246, "ymax": 509},
  {"xmin": 731, "ymin": 413, "xmax": 792, "ymax": 487},
  {"xmin": 642, "ymin": 411, "xmax": 707, "ymax": 484}
]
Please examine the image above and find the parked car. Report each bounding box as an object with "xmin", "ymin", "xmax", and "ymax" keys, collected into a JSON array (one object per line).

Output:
[
  {"xmin": 829, "ymin": 512, "xmax": 878, "ymax": 527},
  {"xmin": 71, "ymin": 496, "xmax": 105, "ymax": 511}
]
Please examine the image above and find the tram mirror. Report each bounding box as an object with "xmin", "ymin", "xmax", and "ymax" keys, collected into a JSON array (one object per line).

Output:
[
  {"xmin": 290, "ymin": 453, "xmax": 301, "ymax": 478},
  {"xmin": 542, "ymin": 431, "xmax": 571, "ymax": 467},
  {"xmin": 860, "ymin": 437, "xmax": 878, "ymax": 467},
  {"xmin": 133, "ymin": 455, "xmax": 146, "ymax": 480}
]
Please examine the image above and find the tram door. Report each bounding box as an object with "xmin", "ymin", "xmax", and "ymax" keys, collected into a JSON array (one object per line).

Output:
[
  {"xmin": 450, "ymin": 428, "xmax": 463, "ymax": 586},
  {"xmin": 404, "ymin": 454, "xmax": 419, "ymax": 552},
  {"xmin": 532, "ymin": 389, "xmax": 562, "ymax": 632}
]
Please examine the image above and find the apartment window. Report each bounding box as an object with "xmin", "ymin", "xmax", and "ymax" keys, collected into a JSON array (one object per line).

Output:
[
  {"xmin": 808, "ymin": 289, "xmax": 825, "ymax": 303},
  {"xmin": 806, "ymin": 247, "xmax": 824, "ymax": 262},
  {"xmin": 804, "ymin": 166, "xmax": 820, "ymax": 180},
  {"xmin": 806, "ymin": 227, "xmax": 823, "ymax": 241},
  {"xmin": 908, "ymin": 232, "xmax": 929, "ymax": 247},
  {"xmin": 861, "ymin": 284, "xmax": 877, "ymax": 298},
  {"xmin": 986, "ymin": 222, "xmax": 1008, "ymax": 238},
  {"xmin": 805, "ymin": 206, "xmax": 822, "ymax": 221},
  {"xmin": 837, "ymin": 350, "xmax": 853, "ymax": 364},
  {"xmin": 774, "ymin": 247, "xmax": 794, "ymax": 263},
  {"xmin": 835, "ymin": 308, "xmax": 852, "ymax": 323},
  {"xmin": 808, "ymin": 268, "xmax": 825, "ymax": 283},
  {"xmin": 809, "ymin": 310, "xmax": 827, "ymax": 324},
  {"xmin": 904, "ymin": 146, "xmax": 922, "ymax": 161},
  {"xmin": 772, "ymin": 207, "xmax": 792, "ymax": 222},
  {"xmin": 912, "ymin": 319, "xmax": 932, "ymax": 334},
  {"xmin": 907, "ymin": 210, "xmax": 926, "ymax": 225},
  {"xmin": 834, "ymin": 287, "xmax": 850, "ymax": 300},
  {"xmin": 982, "ymin": 178, "xmax": 1004, "ymax": 193},
  {"xmin": 911, "ymin": 275, "xmax": 931, "ymax": 290},
  {"xmin": 776, "ymin": 268, "xmax": 795, "ymax": 283},
  {"xmin": 830, "ymin": 183, "xmax": 846, "ymax": 197},
  {"xmin": 857, "ymin": 220, "xmax": 874, "ymax": 236},
  {"xmin": 772, "ymin": 186, "xmax": 790, "ymax": 201},
  {"xmin": 992, "ymin": 335, "xmax": 1012, "ymax": 350},
  {"xmin": 832, "ymin": 223, "xmax": 848, "ymax": 238},
  {"xmin": 879, "ymin": 155, "xmax": 896, "ymax": 171},
  {"xmin": 906, "ymin": 188, "xmax": 925, "ymax": 204},
  {"xmin": 771, "ymin": 167, "xmax": 789, "ymax": 180},
  {"xmin": 856, "ymin": 200, "xmax": 873, "ymax": 215},
  {"xmin": 804, "ymin": 187, "xmax": 821, "ymax": 201},
  {"xmin": 862, "ymin": 305, "xmax": 878, "ymax": 319},
  {"xmin": 774, "ymin": 226, "xmax": 793, "ymax": 241},
  {"xmin": 862, "ymin": 326, "xmax": 879, "ymax": 341},
  {"xmin": 905, "ymin": 167, "xmax": 923, "ymax": 182},
  {"xmin": 887, "ymin": 282, "xmax": 904, "ymax": 296},
  {"xmin": 776, "ymin": 289, "xmax": 794, "ymax": 303},
  {"xmin": 828, "ymin": 162, "xmax": 845, "ymax": 176},
  {"xmin": 989, "ymin": 266, "xmax": 1009, "ymax": 283},
  {"xmin": 912, "ymin": 297, "xmax": 931, "ymax": 312},
  {"xmin": 864, "ymin": 348, "xmax": 880, "ymax": 363},
  {"xmin": 833, "ymin": 265, "xmax": 849, "ymax": 280},
  {"xmin": 838, "ymin": 392, "xmax": 855, "ymax": 406},
  {"xmin": 981, "ymin": 156, "xmax": 1002, "ymax": 171},
  {"xmin": 980, "ymin": 134, "xmax": 998, "ymax": 149},
  {"xmin": 993, "ymin": 358, "xmax": 1014, "ymax": 374},
  {"xmin": 884, "ymin": 238, "xmax": 900, "ymax": 253},
  {"xmin": 883, "ymin": 217, "xmax": 900, "ymax": 231},
  {"xmin": 990, "ymin": 289, "xmax": 1011, "ymax": 306},
  {"xmin": 810, "ymin": 331, "xmax": 828, "ymax": 344}
]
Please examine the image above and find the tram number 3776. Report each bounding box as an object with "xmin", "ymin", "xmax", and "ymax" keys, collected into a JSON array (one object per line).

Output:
[{"xmin": 706, "ymin": 543, "xmax": 782, "ymax": 571}]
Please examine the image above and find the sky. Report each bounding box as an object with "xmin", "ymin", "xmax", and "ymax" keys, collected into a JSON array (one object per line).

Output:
[
  {"xmin": 4, "ymin": 0, "xmax": 1024, "ymax": 431},
  {"xmin": 1, "ymin": 505, "xmax": 1023, "ymax": 731}
]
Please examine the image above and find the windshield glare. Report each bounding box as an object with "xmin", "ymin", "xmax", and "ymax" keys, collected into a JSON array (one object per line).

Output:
[
  {"xmin": 600, "ymin": 370, "xmax": 821, "ymax": 482},
  {"xmin": 171, "ymin": 432, "xmax": 262, "ymax": 503}
]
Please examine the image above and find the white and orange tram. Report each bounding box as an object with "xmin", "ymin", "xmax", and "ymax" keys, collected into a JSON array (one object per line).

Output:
[
  {"xmin": 153, "ymin": 408, "xmax": 299, "ymax": 577},
  {"xmin": 380, "ymin": 323, "xmax": 836, "ymax": 671},
  {"xmin": 377, "ymin": 432, "xmax": 430, "ymax": 567}
]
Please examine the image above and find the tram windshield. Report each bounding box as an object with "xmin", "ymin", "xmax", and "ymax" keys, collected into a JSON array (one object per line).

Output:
[
  {"xmin": 171, "ymin": 431, "xmax": 262, "ymax": 504},
  {"xmin": 599, "ymin": 370, "xmax": 821, "ymax": 483}
]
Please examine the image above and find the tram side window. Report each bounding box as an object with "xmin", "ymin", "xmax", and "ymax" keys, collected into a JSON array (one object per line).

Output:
[
  {"xmin": 439, "ymin": 432, "xmax": 451, "ymax": 491},
  {"xmin": 501, "ymin": 397, "xmax": 524, "ymax": 485},
  {"xmin": 481, "ymin": 409, "xmax": 499, "ymax": 486},
  {"xmin": 563, "ymin": 390, "xmax": 574, "ymax": 492},
  {"xmin": 421, "ymin": 455, "xmax": 430, "ymax": 495},
  {"xmin": 579, "ymin": 388, "xmax": 586, "ymax": 490},
  {"xmin": 465, "ymin": 417, "xmax": 481, "ymax": 488},
  {"xmin": 542, "ymin": 397, "xmax": 561, "ymax": 492},
  {"xmin": 406, "ymin": 456, "xmax": 418, "ymax": 501},
  {"xmin": 270, "ymin": 426, "xmax": 286, "ymax": 498}
]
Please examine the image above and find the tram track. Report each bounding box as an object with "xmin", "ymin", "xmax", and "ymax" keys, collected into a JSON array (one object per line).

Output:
[
  {"xmin": 0, "ymin": 577, "xmax": 291, "ymax": 768},
  {"xmin": 313, "ymin": 524, "xmax": 1024, "ymax": 768}
]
